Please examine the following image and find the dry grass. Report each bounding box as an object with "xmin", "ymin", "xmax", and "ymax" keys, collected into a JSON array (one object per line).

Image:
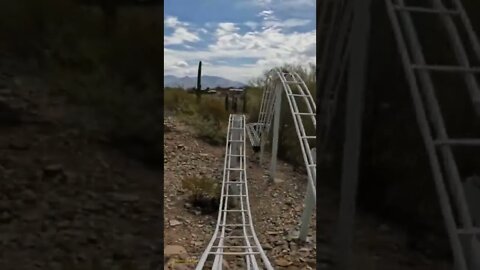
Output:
[
  {"xmin": 165, "ymin": 90, "xmax": 229, "ymax": 145},
  {"xmin": 164, "ymin": 64, "xmax": 316, "ymax": 163}
]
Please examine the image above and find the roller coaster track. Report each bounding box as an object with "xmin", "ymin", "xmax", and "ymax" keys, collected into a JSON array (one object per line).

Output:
[
  {"xmin": 195, "ymin": 69, "xmax": 316, "ymax": 269},
  {"xmin": 195, "ymin": 114, "xmax": 273, "ymax": 270},
  {"xmin": 318, "ymin": 0, "xmax": 480, "ymax": 269},
  {"xmin": 246, "ymin": 68, "xmax": 316, "ymax": 241},
  {"xmin": 195, "ymin": 0, "xmax": 480, "ymax": 268}
]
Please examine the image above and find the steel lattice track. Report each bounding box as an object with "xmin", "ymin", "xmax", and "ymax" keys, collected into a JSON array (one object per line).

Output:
[
  {"xmin": 246, "ymin": 69, "xmax": 316, "ymax": 203},
  {"xmin": 275, "ymin": 69, "xmax": 316, "ymax": 200},
  {"xmin": 195, "ymin": 114, "xmax": 273, "ymax": 270},
  {"xmin": 245, "ymin": 68, "xmax": 316, "ymax": 241}
]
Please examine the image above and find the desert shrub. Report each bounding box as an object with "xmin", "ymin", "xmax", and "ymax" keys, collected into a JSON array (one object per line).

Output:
[
  {"xmin": 164, "ymin": 89, "xmax": 197, "ymax": 113},
  {"xmin": 191, "ymin": 115, "xmax": 227, "ymax": 146},
  {"xmin": 165, "ymin": 91, "xmax": 229, "ymax": 145},
  {"xmin": 195, "ymin": 97, "xmax": 229, "ymax": 123},
  {"xmin": 189, "ymin": 98, "xmax": 229, "ymax": 145},
  {"xmin": 245, "ymin": 87, "xmax": 262, "ymax": 122},
  {"xmin": 181, "ymin": 176, "xmax": 221, "ymax": 214}
]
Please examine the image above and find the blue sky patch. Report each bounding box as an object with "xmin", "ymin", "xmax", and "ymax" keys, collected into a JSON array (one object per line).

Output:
[{"xmin": 164, "ymin": 0, "xmax": 316, "ymax": 83}]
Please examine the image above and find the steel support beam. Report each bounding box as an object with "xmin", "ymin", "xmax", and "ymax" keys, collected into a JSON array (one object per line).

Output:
[
  {"xmin": 269, "ymin": 85, "xmax": 282, "ymax": 181},
  {"xmin": 335, "ymin": 0, "xmax": 372, "ymax": 268},
  {"xmin": 298, "ymin": 148, "xmax": 317, "ymax": 241}
]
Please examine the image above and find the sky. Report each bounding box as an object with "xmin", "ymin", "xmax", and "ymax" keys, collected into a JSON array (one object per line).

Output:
[{"xmin": 164, "ymin": 0, "xmax": 316, "ymax": 83}]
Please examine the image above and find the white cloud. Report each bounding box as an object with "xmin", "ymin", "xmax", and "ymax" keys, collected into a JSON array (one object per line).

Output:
[
  {"xmin": 258, "ymin": 0, "xmax": 273, "ymax": 5},
  {"xmin": 205, "ymin": 22, "xmax": 215, "ymax": 28},
  {"xmin": 257, "ymin": 9, "xmax": 310, "ymax": 30},
  {"xmin": 244, "ymin": 21, "xmax": 258, "ymax": 30},
  {"xmin": 165, "ymin": 24, "xmax": 315, "ymax": 82},
  {"xmin": 303, "ymin": 43, "xmax": 316, "ymax": 57},
  {"xmin": 176, "ymin": 61, "xmax": 189, "ymax": 68},
  {"xmin": 165, "ymin": 16, "xmax": 188, "ymax": 28},
  {"xmin": 279, "ymin": 0, "xmax": 315, "ymax": 8},
  {"xmin": 216, "ymin": 22, "xmax": 240, "ymax": 36},
  {"xmin": 164, "ymin": 16, "xmax": 200, "ymax": 45},
  {"xmin": 164, "ymin": 27, "xmax": 200, "ymax": 45},
  {"xmin": 236, "ymin": 0, "xmax": 315, "ymax": 10},
  {"xmin": 259, "ymin": 10, "xmax": 274, "ymax": 16},
  {"xmin": 165, "ymin": 16, "xmax": 179, "ymax": 28},
  {"xmin": 258, "ymin": 9, "xmax": 277, "ymax": 23},
  {"xmin": 164, "ymin": 13, "xmax": 315, "ymax": 83},
  {"xmin": 164, "ymin": 53, "xmax": 194, "ymax": 77},
  {"xmin": 264, "ymin": 18, "xmax": 310, "ymax": 28}
]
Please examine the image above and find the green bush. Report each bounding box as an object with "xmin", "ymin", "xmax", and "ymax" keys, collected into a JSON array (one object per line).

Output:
[
  {"xmin": 165, "ymin": 91, "xmax": 228, "ymax": 145},
  {"xmin": 181, "ymin": 176, "xmax": 221, "ymax": 214},
  {"xmin": 196, "ymin": 97, "xmax": 230, "ymax": 123},
  {"xmin": 190, "ymin": 115, "xmax": 227, "ymax": 145},
  {"xmin": 164, "ymin": 89, "xmax": 197, "ymax": 114},
  {"xmin": 187, "ymin": 97, "xmax": 229, "ymax": 145}
]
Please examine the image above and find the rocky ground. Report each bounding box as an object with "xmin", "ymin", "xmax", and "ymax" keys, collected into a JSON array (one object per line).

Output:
[
  {"xmin": 163, "ymin": 117, "xmax": 316, "ymax": 270},
  {"xmin": 0, "ymin": 70, "xmax": 162, "ymax": 269},
  {"xmin": 0, "ymin": 63, "xmax": 454, "ymax": 270},
  {"xmin": 164, "ymin": 116, "xmax": 453, "ymax": 270}
]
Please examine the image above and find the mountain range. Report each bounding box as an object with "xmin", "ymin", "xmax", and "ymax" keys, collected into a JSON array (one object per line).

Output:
[{"xmin": 164, "ymin": 75, "xmax": 246, "ymax": 89}]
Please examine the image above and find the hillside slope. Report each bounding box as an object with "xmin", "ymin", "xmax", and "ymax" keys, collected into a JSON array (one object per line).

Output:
[
  {"xmin": 163, "ymin": 115, "xmax": 453, "ymax": 270},
  {"xmin": 0, "ymin": 68, "xmax": 163, "ymax": 270},
  {"xmin": 163, "ymin": 116, "xmax": 317, "ymax": 269},
  {"xmin": 0, "ymin": 64, "xmax": 454, "ymax": 270}
]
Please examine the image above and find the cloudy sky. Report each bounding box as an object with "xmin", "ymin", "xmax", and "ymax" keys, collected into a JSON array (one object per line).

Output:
[{"xmin": 164, "ymin": 0, "xmax": 316, "ymax": 83}]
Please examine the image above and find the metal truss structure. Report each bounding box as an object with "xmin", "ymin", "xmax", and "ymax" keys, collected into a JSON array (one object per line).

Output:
[{"xmin": 318, "ymin": 0, "xmax": 480, "ymax": 269}]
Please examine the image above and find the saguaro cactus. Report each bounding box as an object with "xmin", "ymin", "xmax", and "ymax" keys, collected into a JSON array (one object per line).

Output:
[
  {"xmin": 243, "ymin": 88, "xmax": 247, "ymax": 113},
  {"xmin": 196, "ymin": 61, "xmax": 202, "ymax": 103},
  {"xmin": 225, "ymin": 93, "xmax": 229, "ymax": 111}
]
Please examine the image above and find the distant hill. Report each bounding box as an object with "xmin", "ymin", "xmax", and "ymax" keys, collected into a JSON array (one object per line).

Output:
[{"xmin": 164, "ymin": 75, "xmax": 246, "ymax": 89}]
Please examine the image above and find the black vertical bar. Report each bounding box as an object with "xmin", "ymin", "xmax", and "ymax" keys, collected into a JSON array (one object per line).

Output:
[
  {"xmin": 159, "ymin": 0, "xmax": 165, "ymax": 267},
  {"xmin": 335, "ymin": 0, "xmax": 372, "ymax": 269},
  {"xmin": 243, "ymin": 89, "xmax": 247, "ymax": 113},
  {"xmin": 233, "ymin": 96, "xmax": 238, "ymax": 113},
  {"xmin": 225, "ymin": 94, "xmax": 229, "ymax": 111}
]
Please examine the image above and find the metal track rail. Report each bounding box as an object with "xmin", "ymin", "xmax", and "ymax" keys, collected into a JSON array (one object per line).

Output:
[
  {"xmin": 273, "ymin": 69, "xmax": 316, "ymax": 201},
  {"xmin": 195, "ymin": 114, "xmax": 273, "ymax": 270},
  {"xmin": 246, "ymin": 69, "xmax": 316, "ymax": 197},
  {"xmin": 273, "ymin": 68, "xmax": 317, "ymax": 240},
  {"xmin": 385, "ymin": 0, "xmax": 480, "ymax": 269},
  {"xmin": 318, "ymin": 0, "xmax": 354, "ymax": 149},
  {"xmin": 246, "ymin": 75, "xmax": 277, "ymax": 147},
  {"xmin": 246, "ymin": 68, "xmax": 316, "ymax": 241}
]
